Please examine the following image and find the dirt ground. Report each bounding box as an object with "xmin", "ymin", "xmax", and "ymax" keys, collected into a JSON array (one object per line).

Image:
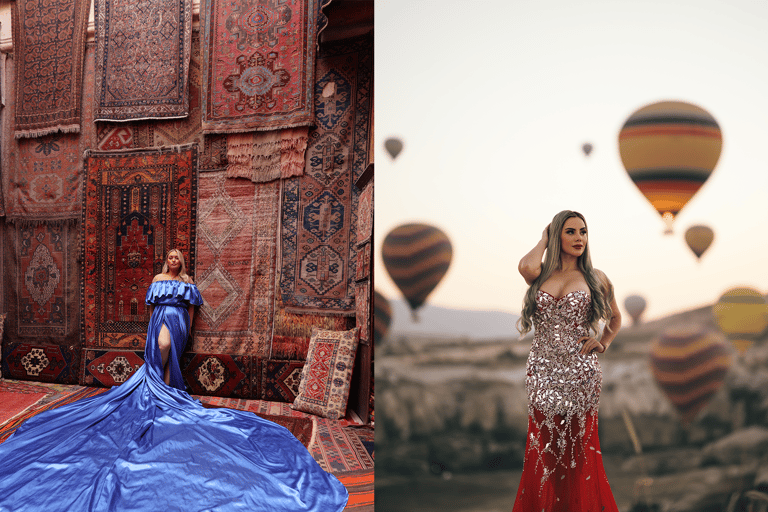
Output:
[{"xmin": 375, "ymin": 454, "xmax": 641, "ymax": 512}]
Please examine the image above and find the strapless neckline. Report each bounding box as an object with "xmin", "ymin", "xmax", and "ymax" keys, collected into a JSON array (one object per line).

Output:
[{"xmin": 537, "ymin": 289, "xmax": 590, "ymax": 301}]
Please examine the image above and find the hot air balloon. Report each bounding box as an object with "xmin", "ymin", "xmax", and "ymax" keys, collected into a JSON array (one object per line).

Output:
[
  {"xmin": 684, "ymin": 225, "xmax": 714, "ymax": 260},
  {"xmin": 624, "ymin": 295, "xmax": 647, "ymax": 326},
  {"xmin": 582, "ymin": 143, "xmax": 593, "ymax": 156},
  {"xmin": 384, "ymin": 137, "xmax": 403, "ymax": 160},
  {"xmin": 382, "ymin": 223, "xmax": 452, "ymax": 320},
  {"xmin": 618, "ymin": 101, "xmax": 722, "ymax": 234},
  {"xmin": 373, "ymin": 290, "xmax": 392, "ymax": 347},
  {"xmin": 712, "ymin": 287, "xmax": 768, "ymax": 354},
  {"xmin": 649, "ymin": 325, "xmax": 731, "ymax": 425}
]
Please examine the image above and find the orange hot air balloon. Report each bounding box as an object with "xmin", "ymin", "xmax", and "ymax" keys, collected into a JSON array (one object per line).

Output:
[
  {"xmin": 624, "ymin": 295, "xmax": 647, "ymax": 326},
  {"xmin": 618, "ymin": 101, "xmax": 722, "ymax": 234},
  {"xmin": 373, "ymin": 290, "xmax": 392, "ymax": 347},
  {"xmin": 712, "ymin": 287, "xmax": 768, "ymax": 354},
  {"xmin": 684, "ymin": 225, "xmax": 714, "ymax": 260},
  {"xmin": 381, "ymin": 223, "xmax": 452, "ymax": 320},
  {"xmin": 384, "ymin": 138, "xmax": 403, "ymax": 160},
  {"xmin": 649, "ymin": 325, "xmax": 732, "ymax": 425}
]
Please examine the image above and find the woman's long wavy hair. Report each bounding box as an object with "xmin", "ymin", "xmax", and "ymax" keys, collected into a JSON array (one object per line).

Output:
[
  {"xmin": 517, "ymin": 210, "xmax": 613, "ymax": 338},
  {"xmin": 161, "ymin": 248, "xmax": 191, "ymax": 283}
]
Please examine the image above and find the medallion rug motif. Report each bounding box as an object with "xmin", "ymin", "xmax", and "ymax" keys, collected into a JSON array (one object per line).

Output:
[
  {"xmin": 2, "ymin": 44, "xmax": 97, "ymax": 222},
  {"xmin": 193, "ymin": 170, "xmax": 259, "ymax": 355},
  {"xmin": 12, "ymin": 0, "xmax": 89, "ymax": 138},
  {"xmin": 279, "ymin": 36, "xmax": 373, "ymax": 314},
  {"xmin": 201, "ymin": 0, "xmax": 322, "ymax": 133},
  {"xmin": 81, "ymin": 145, "xmax": 198, "ymax": 355},
  {"xmin": 94, "ymin": 0, "xmax": 192, "ymax": 121},
  {"xmin": 2, "ymin": 222, "xmax": 82, "ymax": 384}
]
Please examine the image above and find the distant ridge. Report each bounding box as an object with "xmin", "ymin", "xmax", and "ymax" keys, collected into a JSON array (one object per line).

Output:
[{"xmin": 388, "ymin": 299, "xmax": 520, "ymax": 340}]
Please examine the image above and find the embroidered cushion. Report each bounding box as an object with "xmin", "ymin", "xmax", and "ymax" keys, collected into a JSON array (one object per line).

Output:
[{"xmin": 291, "ymin": 327, "xmax": 359, "ymax": 419}]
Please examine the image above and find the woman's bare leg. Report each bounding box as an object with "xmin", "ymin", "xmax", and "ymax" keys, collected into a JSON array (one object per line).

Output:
[{"xmin": 158, "ymin": 324, "xmax": 172, "ymax": 385}]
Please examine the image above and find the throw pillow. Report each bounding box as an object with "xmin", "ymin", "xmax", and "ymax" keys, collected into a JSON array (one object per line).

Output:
[{"xmin": 291, "ymin": 327, "xmax": 359, "ymax": 419}]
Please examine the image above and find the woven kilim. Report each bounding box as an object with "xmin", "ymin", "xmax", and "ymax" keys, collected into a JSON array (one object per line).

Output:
[
  {"xmin": 2, "ymin": 222, "xmax": 82, "ymax": 384},
  {"xmin": 94, "ymin": 0, "xmax": 192, "ymax": 121},
  {"xmin": 181, "ymin": 352, "xmax": 252, "ymax": 398},
  {"xmin": 271, "ymin": 295, "xmax": 354, "ymax": 359},
  {"xmin": 0, "ymin": 385, "xmax": 106, "ymax": 443},
  {"xmin": 2, "ymin": 44, "xmax": 97, "ymax": 222},
  {"xmin": 200, "ymin": 402, "xmax": 313, "ymax": 448},
  {"xmin": 279, "ymin": 35, "xmax": 373, "ymax": 314},
  {"xmin": 312, "ymin": 419, "xmax": 374, "ymax": 473},
  {"xmin": 193, "ymin": 170, "xmax": 258, "ymax": 354},
  {"xmin": 81, "ymin": 349, "xmax": 145, "ymax": 387},
  {"xmin": 201, "ymin": 0, "xmax": 322, "ymax": 133},
  {"xmin": 357, "ymin": 179, "xmax": 373, "ymax": 246},
  {"xmin": 120, "ymin": 31, "xmax": 229, "ymax": 171},
  {"xmin": 12, "ymin": 0, "xmax": 89, "ymax": 138},
  {"xmin": 355, "ymin": 280, "xmax": 370, "ymax": 344},
  {"xmin": 226, "ymin": 128, "xmax": 308, "ymax": 183},
  {"xmin": 0, "ymin": 389, "xmax": 48, "ymax": 425},
  {"xmin": 338, "ymin": 470, "xmax": 374, "ymax": 512},
  {"xmin": 81, "ymin": 145, "xmax": 198, "ymax": 353},
  {"xmin": 259, "ymin": 359, "xmax": 304, "ymax": 402}
]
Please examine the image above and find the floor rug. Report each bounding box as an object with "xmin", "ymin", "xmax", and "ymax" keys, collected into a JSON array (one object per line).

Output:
[
  {"xmin": 2, "ymin": 43, "xmax": 97, "ymax": 222},
  {"xmin": 200, "ymin": 402, "xmax": 313, "ymax": 448},
  {"xmin": 313, "ymin": 419, "xmax": 375, "ymax": 473},
  {"xmin": 0, "ymin": 391, "xmax": 48, "ymax": 425},
  {"xmin": 94, "ymin": 0, "xmax": 192, "ymax": 121},
  {"xmin": 12, "ymin": 0, "xmax": 89, "ymax": 138},
  {"xmin": 201, "ymin": 0, "xmax": 322, "ymax": 133},
  {"xmin": 279, "ymin": 35, "xmax": 373, "ymax": 315},
  {"xmin": 338, "ymin": 470, "xmax": 374, "ymax": 511},
  {"xmin": 81, "ymin": 145, "xmax": 198, "ymax": 355}
]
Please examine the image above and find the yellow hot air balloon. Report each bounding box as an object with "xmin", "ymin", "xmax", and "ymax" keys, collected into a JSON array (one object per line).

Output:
[
  {"xmin": 649, "ymin": 325, "xmax": 731, "ymax": 425},
  {"xmin": 684, "ymin": 225, "xmax": 714, "ymax": 260},
  {"xmin": 712, "ymin": 287, "xmax": 768, "ymax": 354},
  {"xmin": 618, "ymin": 101, "xmax": 722, "ymax": 234}
]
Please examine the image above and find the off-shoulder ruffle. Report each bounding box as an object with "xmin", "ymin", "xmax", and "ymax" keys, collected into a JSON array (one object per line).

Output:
[{"xmin": 145, "ymin": 280, "xmax": 203, "ymax": 306}]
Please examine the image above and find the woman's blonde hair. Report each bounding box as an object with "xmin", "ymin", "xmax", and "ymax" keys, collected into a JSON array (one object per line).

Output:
[
  {"xmin": 161, "ymin": 248, "xmax": 191, "ymax": 282},
  {"xmin": 517, "ymin": 210, "xmax": 613, "ymax": 337}
]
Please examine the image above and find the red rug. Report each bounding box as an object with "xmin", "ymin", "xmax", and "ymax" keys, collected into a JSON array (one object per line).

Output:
[
  {"xmin": 0, "ymin": 391, "xmax": 48, "ymax": 425},
  {"xmin": 12, "ymin": 0, "xmax": 89, "ymax": 138},
  {"xmin": 94, "ymin": 0, "xmax": 192, "ymax": 121},
  {"xmin": 2, "ymin": 222, "xmax": 83, "ymax": 384},
  {"xmin": 2, "ymin": 43, "xmax": 97, "ymax": 222},
  {"xmin": 81, "ymin": 145, "xmax": 198, "ymax": 357},
  {"xmin": 279, "ymin": 35, "xmax": 373, "ymax": 315},
  {"xmin": 201, "ymin": 0, "xmax": 322, "ymax": 133},
  {"xmin": 338, "ymin": 470, "xmax": 374, "ymax": 511}
]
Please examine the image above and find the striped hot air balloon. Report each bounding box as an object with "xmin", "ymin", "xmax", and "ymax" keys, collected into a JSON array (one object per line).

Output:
[
  {"xmin": 712, "ymin": 287, "xmax": 768, "ymax": 354},
  {"xmin": 649, "ymin": 325, "xmax": 732, "ymax": 425},
  {"xmin": 373, "ymin": 290, "xmax": 392, "ymax": 347},
  {"xmin": 381, "ymin": 223, "xmax": 452, "ymax": 320},
  {"xmin": 618, "ymin": 101, "xmax": 722, "ymax": 234}
]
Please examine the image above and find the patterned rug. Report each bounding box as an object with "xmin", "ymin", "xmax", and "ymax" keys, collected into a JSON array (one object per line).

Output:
[
  {"xmin": 226, "ymin": 128, "xmax": 309, "ymax": 183},
  {"xmin": 1, "ymin": 222, "xmax": 83, "ymax": 384},
  {"xmin": 12, "ymin": 0, "xmax": 89, "ymax": 138},
  {"xmin": 201, "ymin": 0, "xmax": 322, "ymax": 133},
  {"xmin": 94, "ymin": 0, "xmax": 192, "ymax": 121},
  {"xmin": 279, "ymin": 35, "xmax": 373, "ymax": 314},
  {"xmin": 0, "ymin": 389, "xmax": 48, "ymax": 425},
  {"xmin": 259, "ymin": 359, "xmax": 304, "ymax": 402},
  {"xmin": 96, "ymin": 31, "xmax": 228, "ymax": 170},
  {"xmin": 338, "ymin": 470, "xmax": 374, "ymax": 511},
  {"xmin": 2, "ymin": 44, "xmax": 97, "ymax": 222},
  {"xmin": 80, "ymin": 145, "xmax": 198, "ymax": 369},
  {"xmin": 272, "ymin": 297, "xmax": 354, "ymax": 359},
  {"xmin": 193, "ymin": 170, "xmax": 260, "ymax": 355}
]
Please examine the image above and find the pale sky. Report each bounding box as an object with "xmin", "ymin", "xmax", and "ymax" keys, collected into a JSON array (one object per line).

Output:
[{"xmin": 375, "ymin": 0, "xmax": 768, "ymax": 322}]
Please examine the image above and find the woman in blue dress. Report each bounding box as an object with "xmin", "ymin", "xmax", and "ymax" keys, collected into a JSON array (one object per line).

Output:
[{"xmin": 0, "ymin": 249, "xmax": 348, "ymax": 511}]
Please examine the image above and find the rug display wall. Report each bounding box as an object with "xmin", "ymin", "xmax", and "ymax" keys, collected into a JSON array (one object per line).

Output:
[{"xmin": 0, "ymin": 3, "xmax": 372, "ymax": 407}]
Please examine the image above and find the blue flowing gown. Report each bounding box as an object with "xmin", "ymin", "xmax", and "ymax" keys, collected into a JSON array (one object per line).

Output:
[{"xmin": 0, "ymin": 280, "xmax": 348, "ymax": 511}]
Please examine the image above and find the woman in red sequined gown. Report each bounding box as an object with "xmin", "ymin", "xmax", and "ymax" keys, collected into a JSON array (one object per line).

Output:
[{"xmin": 513, "ymin": 210, "xmax": 622, "ymax": 512}]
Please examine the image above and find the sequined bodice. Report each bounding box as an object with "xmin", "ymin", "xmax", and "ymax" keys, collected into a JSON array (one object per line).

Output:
[{"xmin": 526, "ymin": 289, "xmax": 601, "ymax": 418}]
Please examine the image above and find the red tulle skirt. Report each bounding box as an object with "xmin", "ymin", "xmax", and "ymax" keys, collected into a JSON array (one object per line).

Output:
[{"xmin": 512, "ymin": 408, "xmax": 618, "ymax": 512}]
